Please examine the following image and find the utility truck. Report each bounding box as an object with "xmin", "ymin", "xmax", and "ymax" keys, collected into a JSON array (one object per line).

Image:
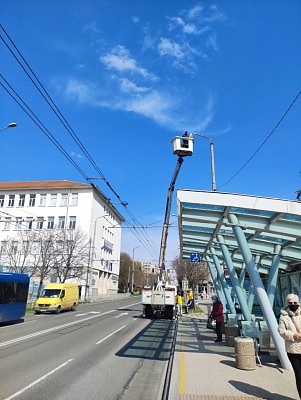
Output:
[{"xmin": 142, "ymin": 133, "xmax": 193, "ymax": 319}]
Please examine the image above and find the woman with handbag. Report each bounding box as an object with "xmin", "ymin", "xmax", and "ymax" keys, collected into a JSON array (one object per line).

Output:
[
  {"xmin": 211, "ymin": 295, "xmax": 224, "ymax": 342},
  {"xmin": 278, "ymin": 293, "xmax": 301, "ymax": 399}
]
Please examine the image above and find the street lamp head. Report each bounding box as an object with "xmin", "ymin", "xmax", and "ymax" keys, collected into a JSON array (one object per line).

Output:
[{"xmin": 0, "ymin": 122, "xmax": 17, "ymax": 132}]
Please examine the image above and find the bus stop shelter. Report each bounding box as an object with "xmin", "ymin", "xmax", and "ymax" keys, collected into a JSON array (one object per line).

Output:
[{"xmin": 176, "ymin": 189, "xmax": 301, "ymax": 369}]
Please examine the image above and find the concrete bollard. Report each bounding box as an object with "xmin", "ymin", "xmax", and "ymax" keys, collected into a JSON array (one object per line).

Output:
[
  {"xmin": 225, "ymin": 325, "xmax": 240, "ymax": 347},
  {"xmin": 234, "ymin": 337, "xmax": 256, "ymax": 370}
]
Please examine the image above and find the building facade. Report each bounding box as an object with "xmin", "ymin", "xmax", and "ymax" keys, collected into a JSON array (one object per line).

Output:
[{"xmin": 0, "ymin": 180, "xmax": 124, "ymax": 300}]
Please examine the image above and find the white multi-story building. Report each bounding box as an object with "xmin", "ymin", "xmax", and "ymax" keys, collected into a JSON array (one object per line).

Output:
[{"xmin": 0, "ymin": 180, "xmax": 124, "ymax": 299}]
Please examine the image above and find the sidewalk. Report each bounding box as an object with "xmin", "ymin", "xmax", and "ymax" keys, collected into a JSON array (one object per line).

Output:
[{"xmin": 168, "ymin": 301, "xmax": 299, "ymax": 400}]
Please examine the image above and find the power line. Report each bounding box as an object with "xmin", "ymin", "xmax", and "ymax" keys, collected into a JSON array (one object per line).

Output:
[
  {"xmin": 0, "ymin": 75, "xmax": 89, "ymax": 180},
  {"xmin": 1, "ymin": 75, "xmax": 158, "ymax": 259},
  {"xmin": 219, "ymin": 90, "xmax": 301, "ymax": 189},
  {"xmin": 0, "ymin": 25, "xmax": 159, "ymax": 260}
]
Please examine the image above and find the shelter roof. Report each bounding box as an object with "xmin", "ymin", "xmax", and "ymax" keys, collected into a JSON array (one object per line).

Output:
[{"xmin": 177, "ymin": 190, "xmax": 301, "ymax": 274}]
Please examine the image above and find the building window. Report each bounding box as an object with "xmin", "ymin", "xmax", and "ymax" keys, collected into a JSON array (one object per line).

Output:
[
  {"xmin": 26, "ymin": 217, "xmax": 33, "ymax": 230},
  {"xmin": 39, "ymin": 194, "xmax": 47, "ymax": 206},
  {"xmin": 0, "ymin": 241, "xmax": 8, "ymax": 255},
  {"xmin": 58, "ymin": 216, "xmax": 65, "ymax": 229},
  {"xmin": 36, "ymin": 217, "xmax": 44, "ymax": 230},
  {"xmin": 50, "ymin": 193, "xmax": 57, "ymax": 206},
  {"xmin": 15, "ymin": 217, "xmax": 23, "ymax": 230},
  {"xmin": 32, "ymin": 242, "xmax": 40, "ymax": 255},
  {"xmin": 4, "ymin": 217, "xmax": 11, "ymax": 230},
  {"xmin": 11, "ymin": 241, "xmax": 18, "ymax": 255},
  {"xmin": 71, "ymin": 193, "xmax": 78, "ymax": 206},
  {"xmin": 0, "ymin": 195, "xmax": 4, "ymax": 207},
  {"xmin": 29, "ymin": 194, "xmax": 36, "ymax": 207},
  {"xmin": 19, "ymin": 194, "xmax": 25, "ymax": 207},
  {"xmin": 56, "ymin": 241, "xmax": 63, "ymax": 252},
  {"xmin": 68, "ymin": 216, "xmax": 76, "ymax": 230},
  {"xmin": 61, "ymin": 193, "xmax": 68, "ymax": 206},
  {"xmin": 8, "ymin": 195, "xmax": 15, "ymax": 207},
  {"xmin": 47, "ymin": 216, "xmax": 54, "ymax": 230}
]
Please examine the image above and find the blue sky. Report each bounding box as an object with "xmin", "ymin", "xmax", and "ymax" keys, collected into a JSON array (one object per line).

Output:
[{"xmin": 1, "ymin": 1, "xmax": 301, "ymax": 265}]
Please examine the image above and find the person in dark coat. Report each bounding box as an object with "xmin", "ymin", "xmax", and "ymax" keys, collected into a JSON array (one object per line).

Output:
[{"xmin": 211, "ymin": 295, "xmax": 224, "ymax": 342}]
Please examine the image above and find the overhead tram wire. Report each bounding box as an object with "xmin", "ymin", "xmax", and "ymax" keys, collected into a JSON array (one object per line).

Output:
[
  {"xmin": 0, "ymin": 26, "xmax": 124, "ymax": 201},
  {"xmin": 1, "ymin": 25, "xmax": 159, "ymax": 259},
  {"xmin": 1, "ymin": 75, "xmax": 157, "ymax": 259},
  {"xmin": 0, "ymin": 78, "xmax": 157, "ymax": 258},
  {"xmin": 0, "ymin": 26, "xmax": 129, "ymax": 208},
  {"xmin": 219, "ymin": 89, "xmax": 301, "ymax": 190},
  {"xmin": 0, "ymin": 76, "xmax": 89, "ymax": 181}
]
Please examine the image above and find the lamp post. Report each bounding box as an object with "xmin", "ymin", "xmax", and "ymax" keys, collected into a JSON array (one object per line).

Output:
[
  {"xmin": 85, "ymin": 213, "xmax": 109, "ymax": 301},
  {"xmin": 0, "ymin": 122, "xmax": 17, "ymax": 132},
  {"xmin": 131, "ymin": 245, "xmax": 140, "ymax": 293},
  {"xmin": 192, "ymin": 133, "xmax": 217, "ymax": 191}
]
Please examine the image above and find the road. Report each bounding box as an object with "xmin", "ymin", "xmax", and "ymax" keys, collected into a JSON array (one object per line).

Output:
[{"xmin": 0, "ymin": 297, "xmax": 176, "ymax": 400}]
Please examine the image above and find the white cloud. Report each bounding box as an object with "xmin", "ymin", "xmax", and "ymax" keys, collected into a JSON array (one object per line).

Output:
[
  {"xmin": 82, "ymin": 21, "xmax": 101, "ymax": 34},
  {"xmin": 157, "ymin": 37, "xmax": 198, "ymax": 73},
  {"xmin": 100, "ymin": 45, "xmax": 157, "ymax": 81},
  {"xmin": 118, "ymin": 77, "xmax": 149, "ymax": 94},
  {"xmin": 60, "ymin": 76, "xmax": 214, "ymax": 132},
  {"xmin": 64, "ymin": 79, "xmax": 98, "ymax": 103},
  {"xmin": 158, "ymin": 37, "xmax": 185, "ymax": 60},
  {"xmin": 125, "ymin": 91, "xmax": 175, "ymax": 123},
  {"xmin": 206, "ymin": 34, "xmax": 218, "ymax": 51},
  {"xmin": 187, "ymin": 4, "xmax": 204, "ymax": 20},
  {"xmin": 71, "ymin": 151, "xmax": 83, "ymax": 159},
  {"xmin": 168, "ymin": 16, "xmax": 200, "ymax": 35}
]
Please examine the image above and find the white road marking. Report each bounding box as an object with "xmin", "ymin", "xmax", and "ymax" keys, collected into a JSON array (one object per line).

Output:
[
  {"xmin": 3, "ymin": 359, "xmax": 74, "ymax": 400},
  {"xmin": 118, "ymin": 301, "xmax": 141, "ymax": 309},
  {"xmin": 114, "ymin": 312, "xmax": 128, "ymax": 318},
  {"xmin": 95, "ymin": 325, "xmax": 126, "ymax": 344},
  {"xmin": 75, "ymin": 311, "xmax": 101, "ymax": 316},
  {"xmin": 0, "ymin": 309, "xmax": 116, "ymax": 348}
]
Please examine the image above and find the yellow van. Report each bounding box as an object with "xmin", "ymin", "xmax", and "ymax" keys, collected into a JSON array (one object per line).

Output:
[{"xmin": 34, "ymin": 283, "xmax": 79, "ymax": 314}]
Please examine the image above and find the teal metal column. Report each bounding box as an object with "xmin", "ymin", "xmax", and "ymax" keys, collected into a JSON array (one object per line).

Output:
[
  {"xmin": 210, "ymin": 247, "xmax": 235, "ymax": 313},
  {"xmin": 205, "ymin": 256, "xmax": 226, "ymax": 306},
  {"xmin": 247, "ymin": 255, "xmax": 261, "ymax": 313},
  {"xmin": 217, "ymin": 234, "xmax": 252, "ymax": 320},
  {"xmin": 238, "ymin": 266, "xmax": 245, "ymax": 288},
  {"xmin": 228, "ymin": 213, "xmax": 291, "ymax": 370},
  {"xmin": 267, "ymin": 244, "xmax": 282, "ymax": 307}
]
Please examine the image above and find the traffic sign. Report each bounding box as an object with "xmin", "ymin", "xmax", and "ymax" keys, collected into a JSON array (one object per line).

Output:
[{"xmin": 190, "ymin": 252, "xmax": 201, "ymax": 263}]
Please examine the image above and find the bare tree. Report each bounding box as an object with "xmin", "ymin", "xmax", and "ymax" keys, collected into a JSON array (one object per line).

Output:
[
  {"xmin": 1, "ymin": 230, "xmax": 38, "ymax": 277},
  {"xmin": 119, "ymin": 252, "xmax": 132, "ymax": 293},
  {"xmin": 172, "ymin": 256, "xmax": 208, "ymax": 290},
  {"xmin": 34, "ymin": 230, "xmax": 58, "ymax": 296},
  {"xmin": 53, "ymin": 228, "xmax": 90, "ymax": 283}
]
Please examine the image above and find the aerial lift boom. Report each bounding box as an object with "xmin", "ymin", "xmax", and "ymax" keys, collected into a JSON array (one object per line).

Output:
[
  {"xmin": 142, "ymin": 133, "xmax": 193, "ymax": 319},
  {"xmin": 158, "ymin": 155, "xmax": 184, "ymax": 280}
]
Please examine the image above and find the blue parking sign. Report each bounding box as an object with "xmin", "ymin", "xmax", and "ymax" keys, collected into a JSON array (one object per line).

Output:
[{"xmin": 190, "ymin": 252, "xmax": 201, "ymax": 263}]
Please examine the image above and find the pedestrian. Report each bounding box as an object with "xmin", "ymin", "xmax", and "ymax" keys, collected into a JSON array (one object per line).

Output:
[
  {"xmin": 176, "ymin": 292, "xmax": 183, "ymax": 317},
  {"xmin": 278, "ymin": 293, "xmax": 301, "ymax": 399},
  {"xmin": 234, "ymin": 302, "xmax": 242, "ymax": 314},
  {"xmin": 186, "ymin": 290, "xmax": 194, "ymax": 312},
  {"xmin": 210, "ymin": 295, "xmax": 224, "ymax": 342}
]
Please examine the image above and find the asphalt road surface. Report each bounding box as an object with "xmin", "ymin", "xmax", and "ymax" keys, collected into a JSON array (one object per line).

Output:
[{"xmin": 0, "ymin": 298, "xmax": 176, "ymax": 400}]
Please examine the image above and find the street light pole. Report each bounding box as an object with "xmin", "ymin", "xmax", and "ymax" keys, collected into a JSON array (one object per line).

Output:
[
  {"xmin": 0, "ymin": 122, "xmax": 17, "ymax": 132},
  {"xmin": 85, "ymin": 213, "xmax": 108, "ymax": 301},
  {"xmin": 131, "ymin": 245, "xmax": 140, "ymax": 293},
  {"xmin": 192, "ymin": 133, "xmax": 217, "ymax": 191}
]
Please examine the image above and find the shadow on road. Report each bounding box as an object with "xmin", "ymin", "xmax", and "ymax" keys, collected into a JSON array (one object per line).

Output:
[{"xmin": 116, "ymin": 319, "xmax": 176, "ymax": 361}]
